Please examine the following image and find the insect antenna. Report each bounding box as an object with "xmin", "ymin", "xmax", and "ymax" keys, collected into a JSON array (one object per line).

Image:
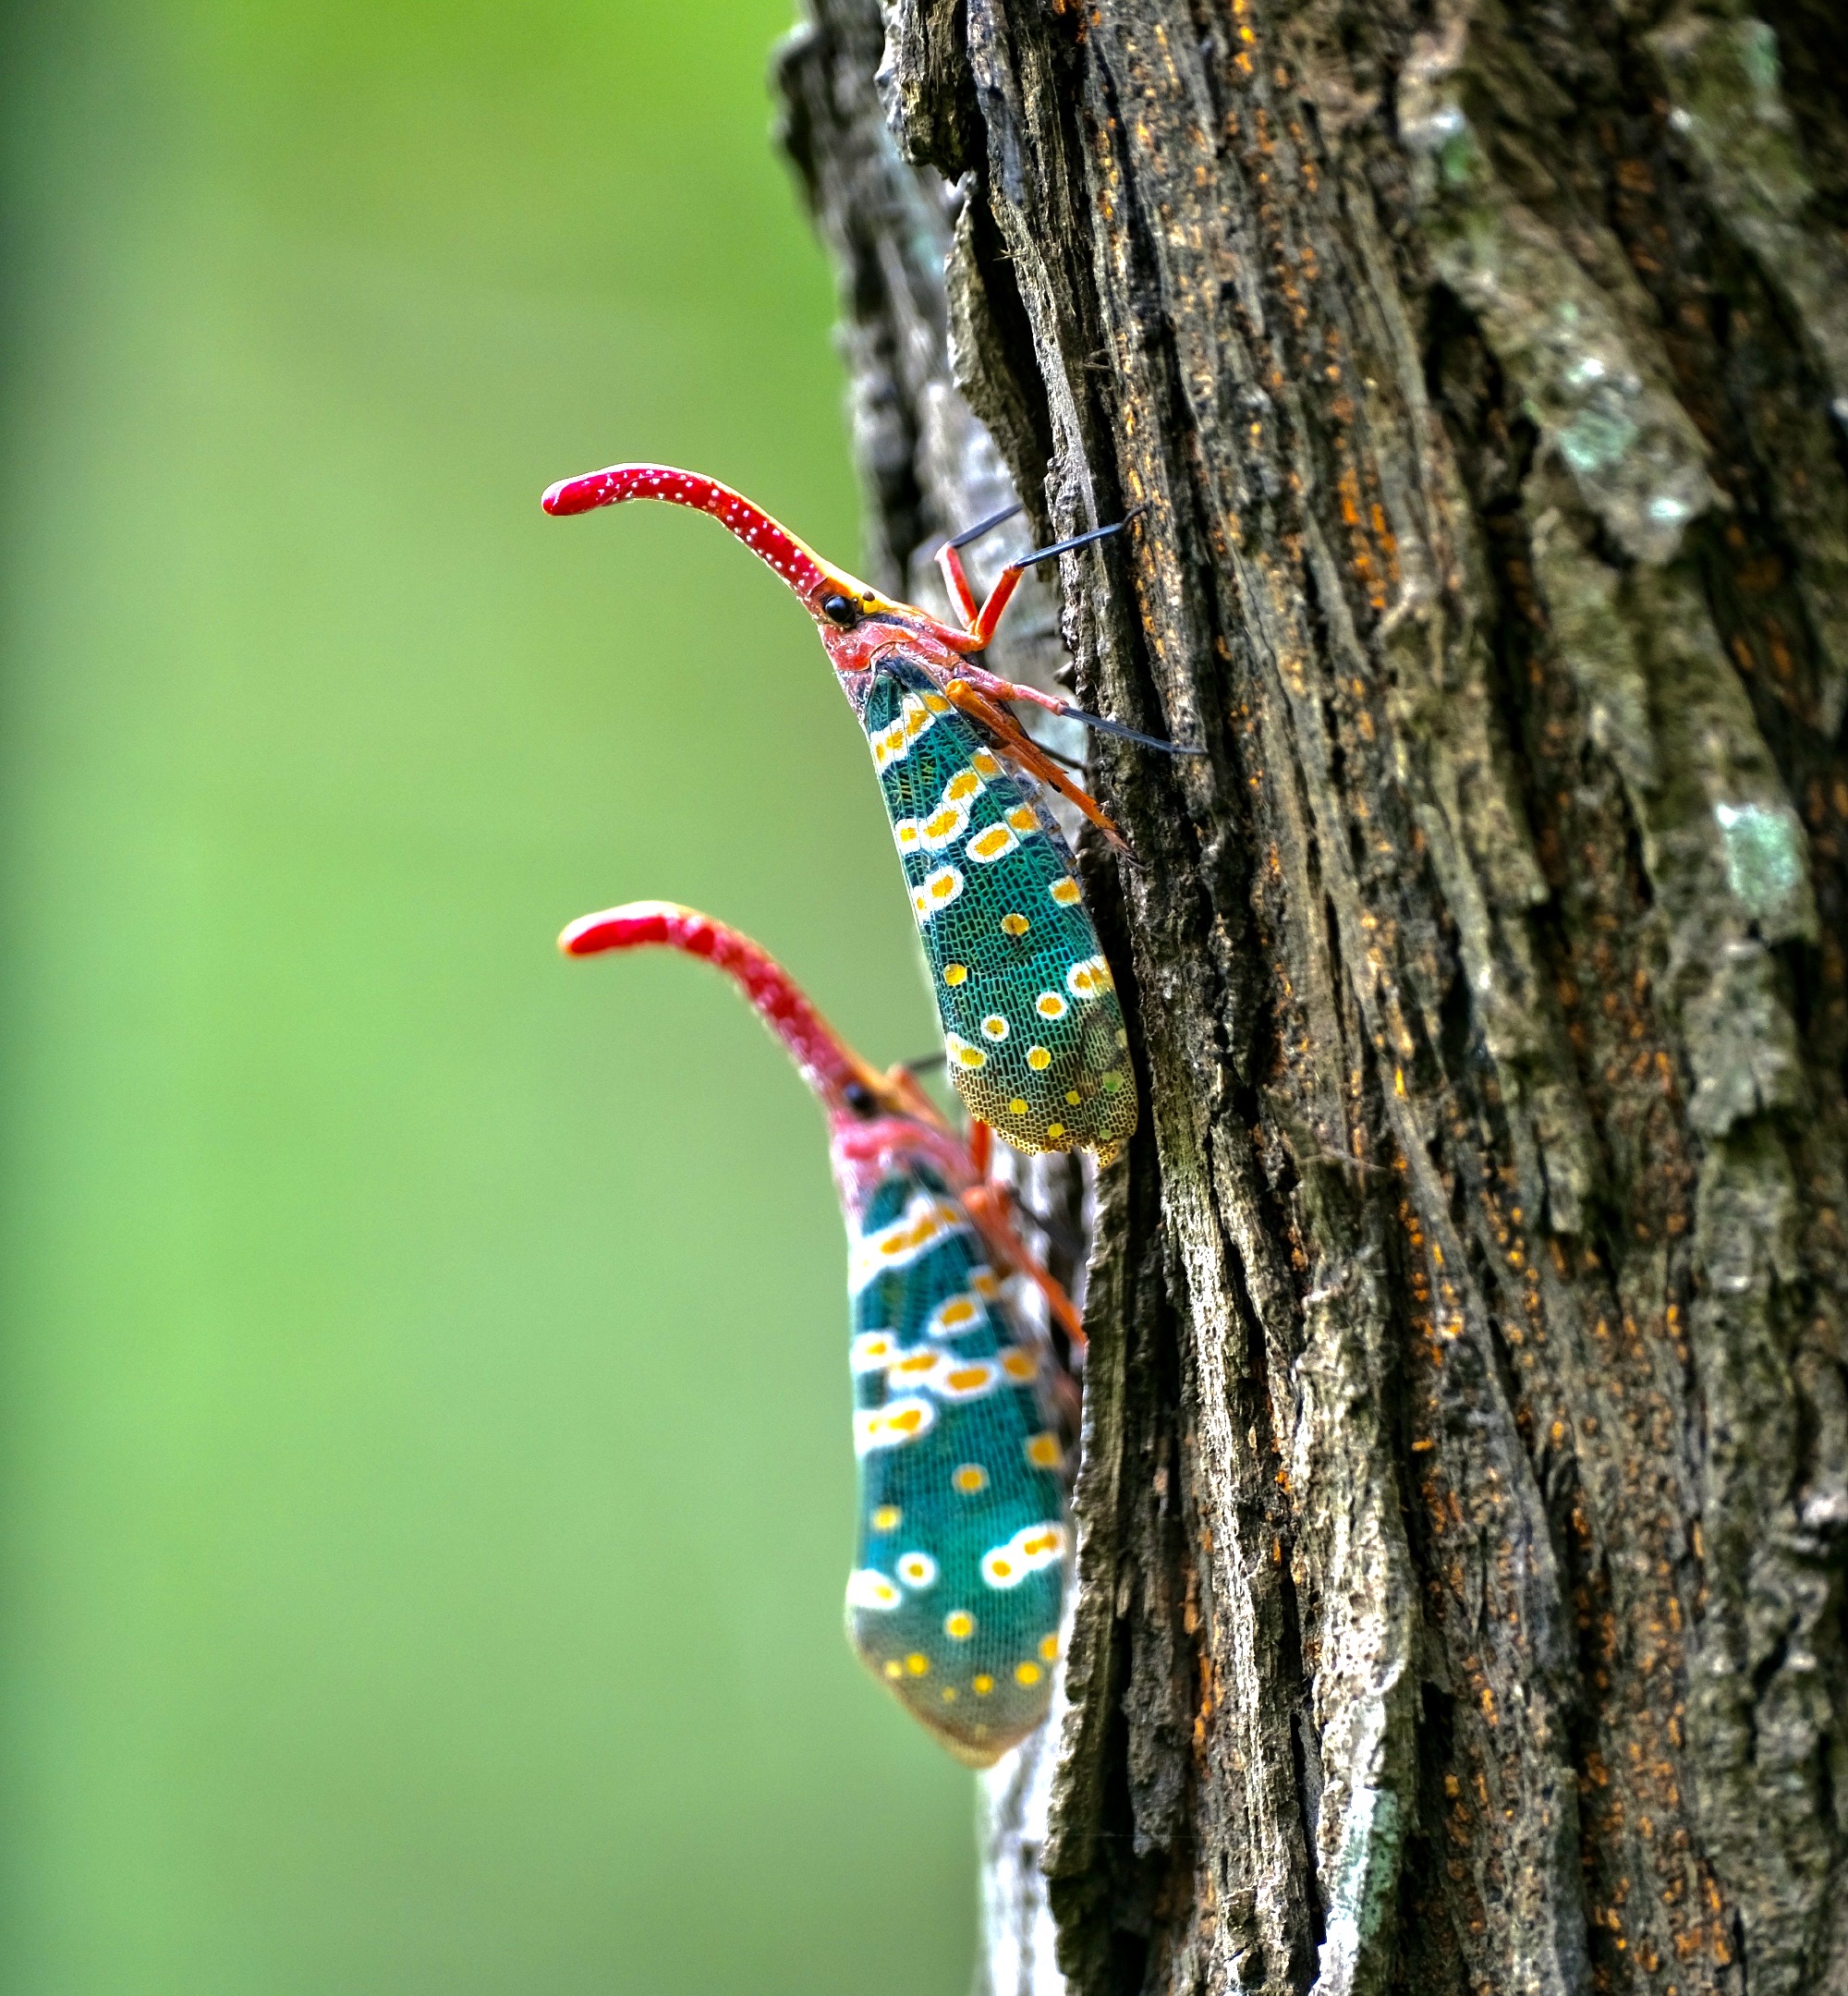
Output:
[
  {"xmin": 1010, "ymin": 505, "xmax": 1146, "ymax": 569},
  {"xmin": 1061, "ymin": 707, "xmax": 1206, "ymax": 756},
  {"xmin": 942, "ymin": 503, "xmax": 1023, "ymax": 551}
]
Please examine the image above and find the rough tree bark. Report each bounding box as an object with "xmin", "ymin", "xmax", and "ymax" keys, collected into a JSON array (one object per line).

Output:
[{"xmin": 776, "ymin": 3, "xmax": 1848, "ymax": 1993}]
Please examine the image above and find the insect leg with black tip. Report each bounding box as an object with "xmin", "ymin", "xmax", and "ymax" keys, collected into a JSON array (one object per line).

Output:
[{"xmin": 934, "ymin": 505, "xmax": 1206, "ymax": 760}]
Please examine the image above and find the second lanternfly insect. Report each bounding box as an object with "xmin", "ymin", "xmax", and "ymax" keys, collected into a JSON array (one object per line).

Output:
[{"xmin": 560, "ymin": 900, "xmax": 1078, "ymax": 1764}]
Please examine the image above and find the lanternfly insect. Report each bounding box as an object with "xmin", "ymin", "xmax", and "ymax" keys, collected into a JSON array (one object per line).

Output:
[
  {"xmin": 542, "ymin": 464, "xmax": 1196, "ymax": 1163},
  {"xmin": 560, "ymin": 900, "xmax": 1079, "ymax": 1766}
]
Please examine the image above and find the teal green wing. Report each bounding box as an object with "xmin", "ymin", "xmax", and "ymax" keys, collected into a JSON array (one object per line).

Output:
[
  {"xmin": 845, "ymin": 1162, "xmax": 1069, "ymax": 1764},
  {"xmin": 856, "ymin": 657, "xmax": 1137, "ymax": 1161}
]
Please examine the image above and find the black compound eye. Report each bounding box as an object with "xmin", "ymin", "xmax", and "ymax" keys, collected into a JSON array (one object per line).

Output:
[
  {"xmin": 842, "ymin": 1079, "xmax": 878, "ymax": 1116},
  {"xmin": 821, "ymin": 591, "xmax": 861, "ymax": 627}
]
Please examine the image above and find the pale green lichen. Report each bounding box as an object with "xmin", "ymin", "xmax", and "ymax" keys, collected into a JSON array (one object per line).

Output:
[
  {"xmin": 1556, "ymin": 406, "xmax": 1639, "ymax": 478},
  {"xmin": 1291, "ymin": 1258, "xmax": 1417, "ymax": 1996},
  {"xmin": 1646, "ymin": 8, "xmax": 1848, "ymax": 728},
  {"xmin": 1648, "ymin": 10, "xmax": 1848, "ymax": 408},
  {"xmin": 1398, "ymin": 31, "xmax": 1719, "ymax": 566},
  {"xmin": 1713, "ymin": 800, "xmax": 1813, "ymax": 937},
  {"xmin": 1658, "ymin": 14, "xmax": 1811, "ymax": 217},
  {"xmin": 1316, "ymin": 1784, "xmax": 1405, "ymax": 1996}
]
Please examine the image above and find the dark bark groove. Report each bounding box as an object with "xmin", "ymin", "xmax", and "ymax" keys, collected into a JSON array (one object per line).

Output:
[{"xmin": 777, "ymin": 2, "xmax": 1848, "ymax": 1991}]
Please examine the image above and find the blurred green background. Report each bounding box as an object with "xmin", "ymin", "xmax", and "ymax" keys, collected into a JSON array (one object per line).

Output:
[{"xmin": 0, "ymin": 3, "xmax": 975, "ymax": 1990}]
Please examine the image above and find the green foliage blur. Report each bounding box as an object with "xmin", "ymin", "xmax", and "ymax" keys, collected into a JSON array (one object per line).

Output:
[{"xmin": 0, "ymin": 3, "xmax": 975, "ymax": 1990}]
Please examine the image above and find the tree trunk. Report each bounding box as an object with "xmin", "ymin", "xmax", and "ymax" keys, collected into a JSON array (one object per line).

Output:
[{"xmin": 777, "ymin": 3, "xmax": 1848, "ymax": 1993}]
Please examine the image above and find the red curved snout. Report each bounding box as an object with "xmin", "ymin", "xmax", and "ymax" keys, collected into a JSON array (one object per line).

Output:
[{"xmin": 540, "ymin": 462, "xmax": 830, "ymax": 600}]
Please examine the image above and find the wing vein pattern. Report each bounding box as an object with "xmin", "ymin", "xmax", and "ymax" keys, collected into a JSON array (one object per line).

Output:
[
  {"xmin": 845, "ymin": 1153, "xmax": 1068, "ymax": 1760},
  {"xmin": 851, "ymin": 652, "xmax": 1137, "ymax": 1159}
]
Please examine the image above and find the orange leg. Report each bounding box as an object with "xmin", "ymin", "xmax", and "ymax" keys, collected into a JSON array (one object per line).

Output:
[
  {"xmin": 936, "ymin": 539, "xmax": 981, "ymax": 628},
  {"xmin": 934, "ymin": 504, "xmax": 1022, "ymax": 631},
  {"xmin": 938, "ymin": 507, "xmax": 1201, "ymax": 758},
  {"xmin": 963, "ymin": 1182, "xmax": 1088, "ymax": 1356},
  {"xmin": 959, "ymin": 1114, "xmax": 1086, "ymax": 1354},
  {"xmin": 963, "ymin": 513, "xmax": 1141, "ymax": 646},
  {"xmin": 937, "ymin": 509, "xmax": 1134, "ymax": 651},
  {"xmin": 942, "ymin": 679, "xmax": 1134, "ymax": 856}
]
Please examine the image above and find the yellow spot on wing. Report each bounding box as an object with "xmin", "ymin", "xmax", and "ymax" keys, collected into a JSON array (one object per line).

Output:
[
  {"xmin": 943, "ymin": 962, "xmax": 968, "ymax": 986},
  {"xmin": 1066, "ymin": 954, "xmax": 1113, "ymax": 998},
  {"xmin": 913, "ymin": 866, "xmax": 965, "ymax": 919},
  {"xmin": 967, "ymin": 823, "xmax": 1017, "ymax": 864},
  {"xmin": 855, "ymin": 1396, "xmax": 938, "ymax": 1454},
  {"xmin": 935, "ymin": 1361, "xmax": 1000, "ymax": 1404},
  {"xmin": 1015, "ymin": 1661, "xmax": 1042, "ymax": 1686},
  {"xmin": 1001, "ymin": 912, "xmax": 1030, "ymax": 936},
  {"xmin": 846, "ymin": 1569, "xmax": 903, "ymax": 1611},
  {"xmin": 849, "ymin": 1332, "xmax": 897, "ymax": 1372},
  {"xmin": 1027, "ymin": 1046, "xmax": 1052, "ymax": 1071},
  {"xmin": 932, "ymin": 1296, "xmax": 979, "ymax": 1334}
]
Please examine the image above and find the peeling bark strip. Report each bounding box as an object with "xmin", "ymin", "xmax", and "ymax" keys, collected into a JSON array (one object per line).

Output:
[{"xmin": 778, "ymin": 1, "xmax": 1848, "ymax": 1992}]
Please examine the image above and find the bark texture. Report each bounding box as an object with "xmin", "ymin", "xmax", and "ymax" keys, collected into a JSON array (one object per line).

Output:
[{"xmin": 777, "ymin": 3, "xmax": 1848, "ymax": 1992}]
